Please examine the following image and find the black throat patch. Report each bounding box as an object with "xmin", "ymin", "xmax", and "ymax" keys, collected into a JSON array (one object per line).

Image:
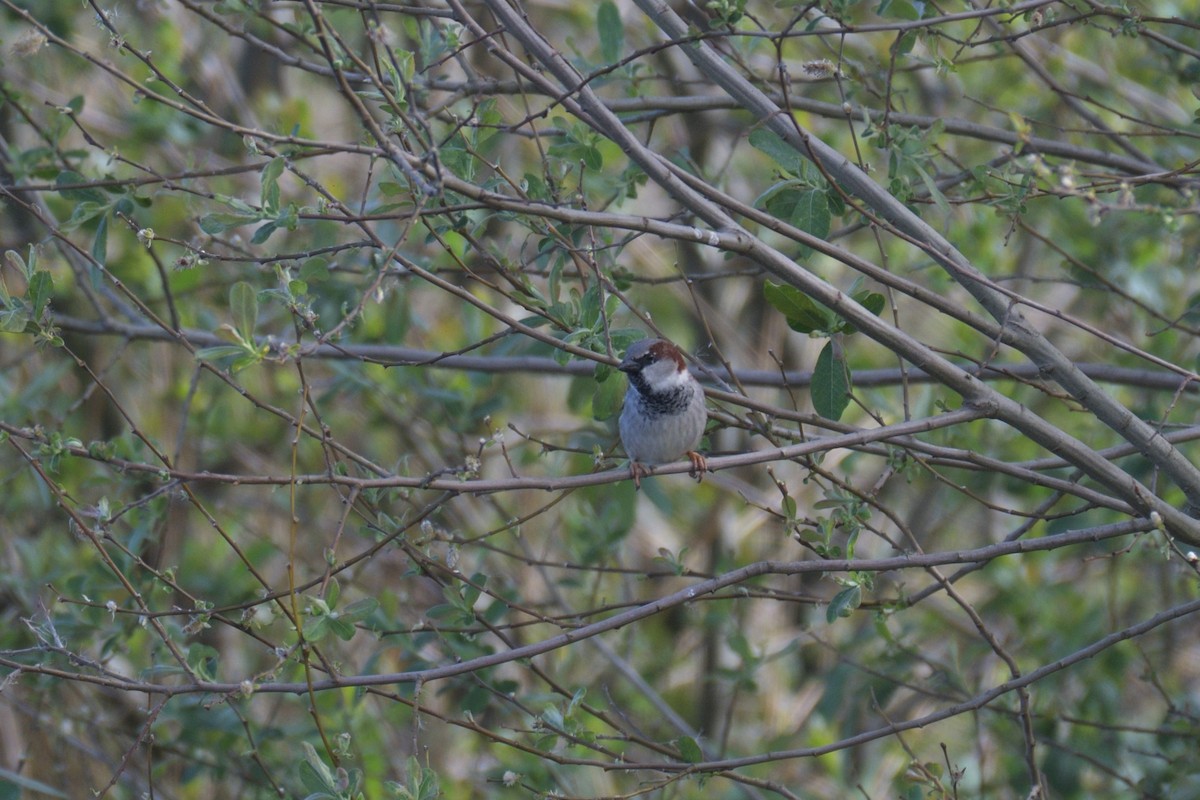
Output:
[{"xmin": 629, "ymin": 373, "xmax": 695, "ymax": 416}]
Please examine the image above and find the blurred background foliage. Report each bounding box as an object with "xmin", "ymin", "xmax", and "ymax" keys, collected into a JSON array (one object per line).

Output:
[{"xmin": 1, "ymin": 0, "xmax": 1200, "ymax": 798}]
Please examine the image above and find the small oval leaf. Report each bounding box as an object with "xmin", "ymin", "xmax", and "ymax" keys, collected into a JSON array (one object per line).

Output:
[
  {"xmin": 764, "ymin": 281, "xmax": 832, "ymax": 334},
  {"xmin": 229, "ymin": 281, "xmax": 258, "ymax": 340},
  {"xmin": 597, "ymin": 0, "xmax": 624, "ymax": 65},
  {"xmin": 826, "ymin": 584, "xmax": 862, "ymax": 623},
  {"xmin": 676, "ymin": 735, "xmax": 704, "ymax": 763},
  {"xmin": 812, "ymin": 340, "xmax": 851, "ymax": 421}
]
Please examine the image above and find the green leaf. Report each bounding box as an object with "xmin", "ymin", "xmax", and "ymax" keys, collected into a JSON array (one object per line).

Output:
[
  {"xmin": 877, "ymin": 0, "xmax": 920, "ymax": 19},
  {"xmin": 199, "ymin": 213, "xmax": 255, "ymax": 235},
  {"xmin": 327, "ymin": 616, "xmax": 356, "ymax": 640},
  {"xmin": 597, "ymin": 0, "xmax": 624, "ymax": 65},
  {"xmin": 384, "ymin": 49, "xmax": 415, "ymax": 104},
  {"xmin": 855, "ymin": 290, "xmax": 886, "ymax": 317},
  {"xmin": 186, "ymin": 643, "xmax": 219, "ymax": 681},
  {"xmin": 915, "ymin": 168, "xmax": 950, "ymax": 216},
  {"xmin": 592, "ymin": 366, "xmax": 625, "ymax": 421},
  {"xmin": 812, "ymin": 340, "xmax": 851, "ymax": 421},
  {"xmin": 229, "ymin": 281, "xmax": 258, "ymax": 340},
  {"xmin": 304, "ymin": 614, "xmax": 331, "ymax": 642},
  {"xmin": 578, "ymin": 283, "xmax": 602, "ymax": 328},
  {"xmin": 825, "ymin": 184, "xmax": 847, "ymax": 215},
  {"xmin": 782, "ymin": 494, "xmax": 797, "ymax": 522},
  {"xmin": 460, "ymin": 684, "xmax": 492, "ymax": 715},
  {"xmin": 91, "ymin": 212, "xmax": 108, "ymax": 265},
  {"xmin": 727, "ymin": 630, "xmax": 755, "ymax": 662},
  {"xmin": 541, "ymin": 704, "xmax": 564, "ymax": 730},
  {"xmin": 749, "ymin": 128, "xmax": 804, "ymax": 174},
  {"xmin": 260, "ymin": 156, "xmax": 284, "ymax": 213},
  {"xmin": 63, "ymin": 200, "xmax": 107, "ymax": 230},
  {"xmin": 567, "ymin": 686, "xmax": 587, "ymax": 715},
  {"xmin": 764, "ymin": 280, "xmax": 832, "ymax": 334},
  {"xmin": 54, "ymin": 170, "xmax": 106, "ymax": 205},
  {"xmin": 300, "ymin": 258, "xmax": 330, "ymax": 283},
  {"xmin": 788, "ymin": 189, "xmax": 831, "ymax": 239},
  {"xmin": 298, "ymin": 743, "xmax": 338, "ymax": 793},
  {"xmin": 522, "ymin": 171, "xmax": 550, "ymax": 200},
  {"xmin": 760, "ymin": 185, "xmax": 831, "ymax": 242},
  {"xmin": 549, "ymin": 140, "xmax": 603, "ymax": 171},
  {"xmin": 676, "ymin": 735, "xmax": 704, "ymax": 763},
  {"xmin": 250, "ymin": 220, "xmax": 278, "ymax": 244},
  {"xmin": 0, "ymin": 307, "xmax": 29, "ymax": 333},
  {"xmin": 27, "ymin": 270, "xmax": 53, "ymax": 317},
  {"xmin": 826, "ymin": 584, "xmax": 861, "ymax": 623},
  {"xmin": 196, "ymin": 345, "xmax": 248, "ymax": 363},
  {"xmin": 839, "ymin": 290, "xmax": 886, "ymax": 333},
  {"xmin": 391, "ymin": 755, "xmax": 441, "ymax": 800},
  {"xmin": 4, "ymin": 249, "xmax": 26, "ymax": 280},
  {"xmin": 892, "ymin": 29, "xmax": 918, "ymax": 55},
  {"xmin": 340, "ymin": 597, "xmax": 379, "ymax": 624}
]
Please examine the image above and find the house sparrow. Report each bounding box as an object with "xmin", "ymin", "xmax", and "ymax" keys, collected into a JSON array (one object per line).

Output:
[{"xmin": 618, "ymin": 338, "xmax": 708, "ymax": 488}]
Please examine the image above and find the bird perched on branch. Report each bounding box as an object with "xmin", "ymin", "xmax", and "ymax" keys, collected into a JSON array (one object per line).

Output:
[{"xmin": 618, "ymin": 338, "xmax": 709, "ymax": 488}]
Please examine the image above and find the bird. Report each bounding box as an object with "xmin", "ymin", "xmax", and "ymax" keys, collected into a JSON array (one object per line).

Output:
[{"xmin": 617, "ymin": 338, "xmax": 709, "ymax": 488}]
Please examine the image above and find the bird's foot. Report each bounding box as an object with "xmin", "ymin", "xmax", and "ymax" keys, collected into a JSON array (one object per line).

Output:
[
  {"xmin": 686, "ymin": 451, "xmax": 707, "ymax": 483},
  {"xmin": 630, "ymin": 461, "xmax": 651, "ymax": 490}
]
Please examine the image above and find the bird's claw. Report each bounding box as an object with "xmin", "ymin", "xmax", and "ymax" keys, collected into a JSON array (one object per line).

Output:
[
  {"xmin": 630, "ymin": 461, "xmax": 651, "ymax": 490},
  {"xmin": 629, "ymin": 454, "xmax": 707, "ymax": 489}
]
